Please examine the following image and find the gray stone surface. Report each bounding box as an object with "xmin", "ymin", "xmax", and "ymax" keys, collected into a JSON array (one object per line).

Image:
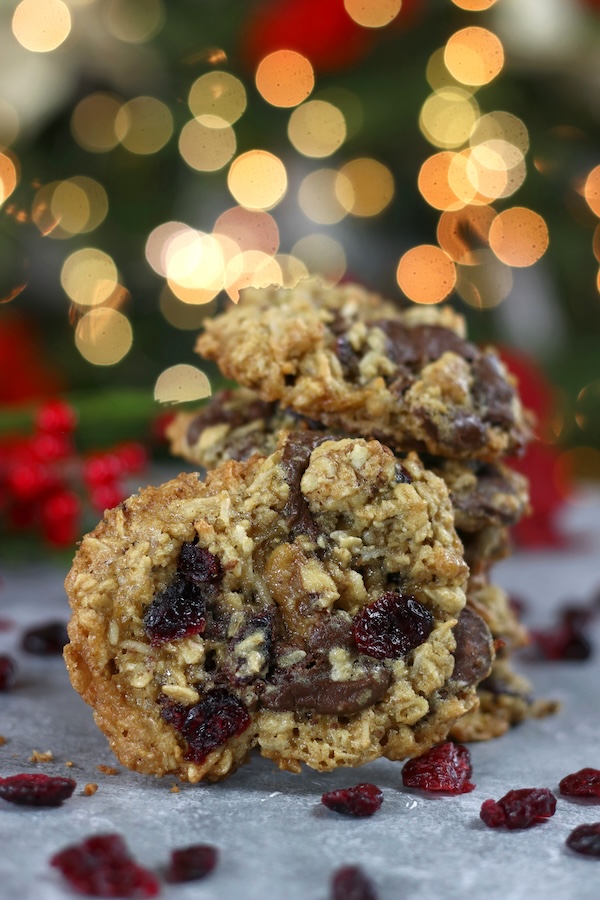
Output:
[{"xmin": 1, "ymin": 492, "xmax": 599, "ymax": 900}]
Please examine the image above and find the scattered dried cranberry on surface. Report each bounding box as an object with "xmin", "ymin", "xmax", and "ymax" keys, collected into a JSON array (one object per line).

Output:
[
  {"xmin": 352, "ymin": 592, "xmax": 433, "ymax": 660},
  {"xmin": 402, "ymin": 742, "xmax": 475, "ymax": 794},
  {"xmin": 51, "ymin": 833, "xmax": 160, "ymax": 898},
  {"xmin": 559, "ymin": 768, "xmax": 600, "ymax": 799},
  {"xmin": 0, "ymin": 773, "xmax": 76, "ymax": 806},
  {"xmin": 166, "ymin": 844, "xmax": 218, "ymax": 883},
  {"xmin": 321, "ymin": 783, "xmax": 383, "ymax": 817},
  {"xmin": 331, "ymin": 865, "xmax": 377, "ymax": 900},
  {"xmin": 0, "ymin": 653, "xmax": 17, "ymax": 690},
  {"xmin": 22, "ymin": 620, "xmax": 69, "ymax": 655},
  {"xmin": 162, "ymin": 689, "xmax": 251, "ymax": 764},
  {"xmin": 566, "ymin": 823, "xmax": 600, "ymax": 857},
  {"xmin": 480, "ymin": 788, "xmax": 556, "ymax": 829}
]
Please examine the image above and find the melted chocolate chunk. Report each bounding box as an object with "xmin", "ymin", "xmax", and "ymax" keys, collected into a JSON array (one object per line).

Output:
[
  {"xmin": 479, "ymin": 673, "xmax": 532, "ymax": 702},
  {"xmin": 281, "ymin": 432, "xmax": 336, "ymax": 540},
  {"xmin": 471, "ymin": 355, "xmax": 516, "ymax": 428},
  {"xmin": 334, "ymin": 335, "xmax": 361, "ymax": 380},
  {"xmin": 421, "ymin": 411, "xmax": 487, "ymax": 454},
  {"xmin": 375, "ymin": 321, "xmax": 477, "ymax": 369},
  {"xmin": 451, "ymin": 607, "xmax": 493, "ymax": 687},
  {"xmin": 186, "ymin": 391, "xmax": 277, "ymax": 447},
  {"xmin": 451, "ymin": 463, "xmax": 521, "ymax": 527}
]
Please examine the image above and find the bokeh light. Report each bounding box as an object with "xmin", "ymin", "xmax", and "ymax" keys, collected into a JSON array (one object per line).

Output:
[
  {"xmin": 426, "ymin": 47, "xmax": 464, "ymax": 92},
  {"xmin": 12, "ymin": 0, "xmax": 71, "ymax": 53},
  {"xmin": 455, "ymin": 249, "xmax": 513, "ymax": 308},
  {"xmin": 227, "ymin": 150, "xmax": 287, "ymax": 210},
  {"xmin": 288, "ymin": 101, "xmax": 346, "ymax": 158},
  {"xmin": 437, "ymin": 205, "xmax": 496, "ymax": 265},
  {"xmin": 575, "ymin": 381, "xmax": 600, "ymax": 433},
  {"xmin": 314, "ymin": 88, "xmax": 364, "ymax": 139},
  {"xmin": 470, "ymin": 111, "xmax": 530, "ymax": 156},
  {"xmin": 188, "ymin": 72, "xmax": 247, "ymax": 125},
  {"xmin": 444, "ymin": 27, "xmax": 504, "ymax": 87},
  {"xmin": 396, "ymin": 245, "xmax": 456, "ymax": 304},
  {"xmin": 420, "ymin": 88, "xmax": 479, "ymax": 149},
  {"xmin": 291, "ymin": 234, "xmax": 346, "ymax": 285},
  {"xmin": 103, "ymin": 0, "xmax": 165, "ymax": 44},
  {"xmin": 274, "ymin": 254, "xmax": 310, "ymax": 288},
  {"xmin": 418, "ymin": 152, "xmax": 467, "ymax": 211},
  {"xmin": 115, "ymin": 97, "xmax": 173, "ymax": 154},
  {"xmin": 298, "ymin": 169, "xmax": 352, "ymax": 224},
  {"xmin": 154, "ymin": 365, "xmax": 212, "ymax": 404},
  {"xmin": 255, "ymin": 50, "xmax": 314, "ymax": 108},
  {"xmin": 179, "ymin": 117, "xmax": 236, "ymax": 172},
  {"xmin": 146, "ymin": 221, "xmax": 188, "ymax": 277},
  {"xmin": 584, "ymin": 165, "xmax": 600, "ymax": 217},
  {"xmin": 224, "ymin": 251, "xmax": 283, "ymax": 303},
  {"xmin": 488, "ymin": 207, "xmax": 549, "ymax": 266},
  {"xmin": 0, "ymin": 100, "xmax": 20, "ymax": 148},
  {"xmin": 32, "ymin": 177, "xmax": 109, "ymax": 239},
  {"xmin": 344, "ymin": 0, "xmax": 402, "ymax": 29},
  {"xmin": 593, "ymin": 224, "xmax": 600, "ymax": 263},
  {"xmin": 470, "ymin": 139, "xmax": 526, "ymax": 199},
  {"xmin": 75, "ymin": 308, "xmax": 133, "ymax": 366},
  {"xmin": 61, "ymin": 248, "xmax": 119, "ymax": 307},
  {"xmin": 71, "ymin": 93, "xmax": 122, "ymax": 153},
  {"xmin": 159, "ymin": 286, "xmax": 217, "ymax": 330},
  {"xmin": 165, "ymin": 230, "xmax": 226, "ymax": 304},
  {"xmin": 337, "ymin": 158, "xmax": 394, "ymax": 216},
  {"xmin": 450, "ymin": 0, "xmax": 498, "ymax": 9},
  {"xmin": 0, "ymin": 153, "xmax": 19, "ymax": 206},
  {"xmin": 214, "ymin": 207, "xmax": 279, "ymax": 255}
]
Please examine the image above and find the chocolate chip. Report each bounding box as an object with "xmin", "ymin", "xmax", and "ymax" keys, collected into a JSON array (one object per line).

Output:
[
  {"xmin": 281, "ymin": 432, "xmax": 336, "ymax": 540},
  {"xmin": 451, "ymin": 607, "xmax": 493, "ymax": 687}
]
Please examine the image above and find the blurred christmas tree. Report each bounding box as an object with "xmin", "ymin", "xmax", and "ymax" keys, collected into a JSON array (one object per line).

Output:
[{"xmin": 1, "ymin": 0, "xmax": 600, "ymax": 477}]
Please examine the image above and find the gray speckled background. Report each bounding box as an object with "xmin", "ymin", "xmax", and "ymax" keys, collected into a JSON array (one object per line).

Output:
[{"xmin": 1, "ymin": 492, "xmax": 600, "ymax": 900}]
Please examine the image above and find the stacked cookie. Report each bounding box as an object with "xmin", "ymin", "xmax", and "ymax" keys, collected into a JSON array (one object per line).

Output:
[
  {"xmin": 64, "ymin": 281, "xmax": 550, "ymax": 785},
  {"xmin": 168, "ymin": 281, "xmax": 551, "ymax": 743}
]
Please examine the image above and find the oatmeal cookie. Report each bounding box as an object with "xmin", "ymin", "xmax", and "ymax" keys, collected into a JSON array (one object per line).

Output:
[
  {"xmin": 65, "ymin": 434, "xmax": 493, "ymax": 783},
  {"xmin": 195, "ymin": 281, "xmax": 531, "ymax": 461}
]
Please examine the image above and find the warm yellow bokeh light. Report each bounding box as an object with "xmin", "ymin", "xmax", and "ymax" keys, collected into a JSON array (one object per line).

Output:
[
  {"xmin": 71, "ymin": 93, "xmax": 122, "ymax": 153},
  {"xmin": 154, "ymin": 365, "xmax": 211, "ymax": 404},
  {"xmin": 12, "ymin": 0, "xmax": 71, "ymax": 53},
  {"xmin": 274, "ymin": 254, "xmax": 310, "ymax": 288},
  {"xmin": 115, "ymin": 97, "xmax": 173, "ymax": 154},
  {"xmin": 165, "ymin": 231, "xmax": 226, "ymax": 302},
  {"xmin": 338, "ymin": 158, "xmax": 395, "ymax": 217},
  {"xmin": 179, "ymin": 117, "xmax": 236, "ymax": 172},
  {"xmin": 455, "ymin": 249, "xmax": 513, "ymax": 308},
  {"xmin": 471, "ymin": 139, "xmax": 526, "ymax": 199},
  {"xmin": 214, "ymin": 207, "xmax": 280, "ymax": 255},
  {"xmin": 488, "ymin": 207, "xmax": 549, "ymax": 267},
  {"xmin": 437, "ymin": 205, "xmax": 496, "ymax": 265},
  {"xmin": 103, "ymin": 0, "xmax": 164, "ymax": 44},
  {"xmin": 418, "ymin": 152, "xmax": 468, "ymax": 211},
  {"xmin": 420, "ymin": 87, "xmax": 480, "ymax": 150},
  {"xmin": 61, "ymin": 248, "xmax": 119, "ymax": 307},
  {"xmin": 0, "ymin": 153, "xmax": 19, "ymax": 206},
  {"xmin": 159, "ymin": 285, "xmax": 217, "ymax": 330},
  {"xmin": 444, "ymin": 27, "xmax": 504, "ymax": 87},
  {"xmin": 464, "ymin": 145, "xmax": 508, "ymax": 201},
  {"xmin": 584, "ymin": 165, "xmax": 600, "ymax": 218},
  {"xmin": 146, "ymin": 221, "xmax": 189, "ymax": 277},
  {"xmin": 426, "ymin": 47, "xmax": 465, "ymax": 92},
  {"xmin": 471, "ymin": 111, "xmax": 529, "ymax": 156},
  {"xmin": 76, "ymin": 308, "xmax": 132, "ymax": 366},
  {"xmin": 227, "ymin": 150, "xmax": 287, "ymax": 210},
  {"xmin": 224, "ymin": 251, "xmax": 283, "ymax": 303},
  {"xmin": 397, "ymin": 245, "xmax": 457, "ymax": 304},
  {"xmin": 39, "ymin": 176, "xmax": 109, "ymax": 238},
  {"xmin": 298, "ymin": 169, "xmax": 352, "ymax": 225},
  {"xmin": 291, "ymin": 234, "xmax": 346, "ymax": 285},
  {"xmin": 256, "ymin": 50, "xmax": 314, "ymax": 108},
  {"xmin": 344, "ymin": 0, "xmax": 402, "ymax": 28},
  {"xmin": 451, "ymin": 0, "xmax": 498, "ymax": 9},
  {"xmin": 288, "ymin": 101, "xmax": 346, "ymax": 158},
  {"xmin": 188, "ymin": 72, "xmax": 247, "ymax": 125}
]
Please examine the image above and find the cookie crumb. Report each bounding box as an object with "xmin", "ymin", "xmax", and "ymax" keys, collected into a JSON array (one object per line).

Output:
[
  {"xmin": 29, "ymin": 749, "xmax": 53, "ymax": 763},
  {"xmin": 170, "ymin": 784, "xmax": 180, "ymax": 793},
  {"xmin": 0, "ymin": 736, "xmax": 7, "ymax": 747},
  {"xmin": 83, "ymin": 783, "xmax": 98, "ymax": 796},
  {"xmin": 65, "ymin": 760, "xmax": 74, "ymax": 767},
  {"xmin": 96, "ymin": 765, "xmax": 119, "ymax": 775}
]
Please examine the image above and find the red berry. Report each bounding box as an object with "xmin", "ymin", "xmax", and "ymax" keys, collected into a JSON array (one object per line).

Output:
[
  {"xmin": 51, "ymin": 834, "xmax": 160, "ymax": 898},
  {"xmin": 0, "ymin": 654, "xmax": 17, "ymax": 690},
  {"xmin": 36, "ymin": 400, "xmax": 77, "ymax": 434},
  {"xmin": 0, "ymin": 773, "xmax": 76, "ymax": 806},
  {"xmin": 321, "ymin": 783, "xmax": 383, "ymax": 817},
  {"xmin": 30, "ymin": 432, "xmax": 72, "ymax": 463},
  {"xmin": 566, "ymin": 823, "xmax": 600, "ymax": 857},
  {"xmin": 115, "ymin": 442, "xmax": 147, "ymax": 474},
  {"xmin": 331, "ymin": 865, "xmax": 378, "ymax": 900},
  {"xmin": 402, "ymin": 742, "xmax": 475, "ymax": 794},
  {"xmin": 41, "ymin": 491, "xmax": 80, "ymax": 546},
  {"xmin": 6, "ymin": 462, "xmax": 52, "ymax": 500},
  {"xmin": 480, "ymin": 788, "xmax": 556, "ymax": 829},
  {"xmin": 84, "ymin": 454, "xmax": 123, "ymax": 487},
  {"xmin": 166, "ymin": 845, "xmax": 218, "ymax": 883},
  {"xmin": 559, "ymin": 768, "xmax": 600, "ymax": 799},
  {"xmin": 90, "ymin": 483, "xmax": 125, "ymax": 513}
]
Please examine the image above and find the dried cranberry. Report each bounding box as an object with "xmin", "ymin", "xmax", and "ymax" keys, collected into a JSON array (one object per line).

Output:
[
  {"xmin": 566, "ymin": 823, "xmax": 600, "ymax": 857},
  {"xmin": 51, "ymin": 834, "xmax": 160, "ymax": 898},
  {"xmin": 321, "ymin": 783, "xmax": 383, "ymax": 817},
  {"xmin": 177, "ymin": 543, "xmax": 222, "ymax": 584},
  {"xmin": 162, "ymin": 689, "xmax": 251, "ymax": 764},
  {"xmin": 22, "ymin": 620, "xmax": 69, "ymax": 654},
  {"xmin": 352, "ymin": 592, "xmax": 433, "ymax": 660},
  {"xmin": 0, "ymin": 653, "xmax": 17, "ymax": 690},
  {"xmin": 480, "ymin": 788, "xmax": 556, "ymax": 829},
  {"xmin": 0, "ymin": 773, "xmax": 76, "ymax": 806},
  {"xmin": 402, "ymin": 742, "xmax": 475, "ymax": 794},
  {"xmin": 559, "ymin": 768, "xmax": 600, "ymax": 799},
  {"xmin": 331, "ymin": 865, "xmax": 378, "ymax": 900},
  {"xmin": 143, "ymin": 578, "xmax": 206, "ymax": 646},
  {"xmin": 166, "ymin": 844, "xmax": 218, "ymax": 883},
  {"xmin": 530, "ymin": 602, "xmax": 595, "ymax": 661}
]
